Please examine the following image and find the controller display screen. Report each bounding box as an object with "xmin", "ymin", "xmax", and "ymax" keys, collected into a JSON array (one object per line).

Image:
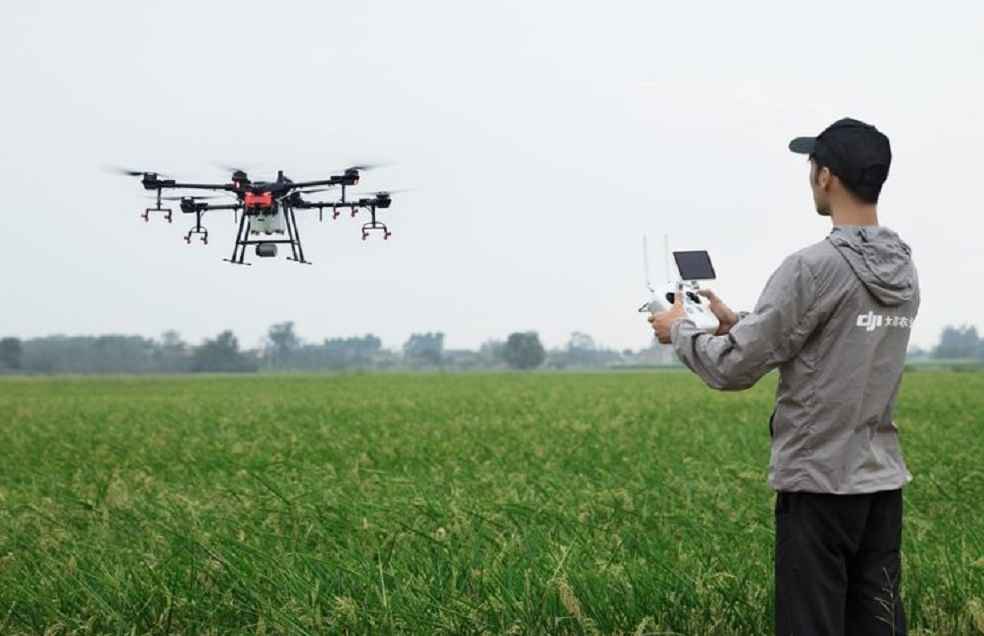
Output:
[{"xmin": 673, "ymin": 251, "xmax": 716, "ymax": 281}]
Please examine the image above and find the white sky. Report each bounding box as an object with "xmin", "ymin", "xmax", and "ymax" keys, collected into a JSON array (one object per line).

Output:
[{"xmin": 1, "ymin": 1, "xmax": 981, "ymax": 352}]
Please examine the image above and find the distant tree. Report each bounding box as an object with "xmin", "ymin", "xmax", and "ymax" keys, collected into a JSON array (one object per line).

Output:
[
  {"xmin": 566, "ymin": 331, "xmax": 598, "ymax": 367},
  {"xmin": 403, "ymin": 332, "xmax": 445, "ymax": 367},
  {"xmin": 266, "ymin": 321, "xmax": 301, "ymax": 368},
  {"xmin": 92, "ymin": 335, "xmax": 158, "ymax": 372},
  {"xmin": 568, "ymin": 332, "xmax": 596, "ymax": 352},
  {"xmin": 906, "ymin": 345, "xmax": 929, "ymax": 360},
  {"xmin": 323, "ymin": 334, "xmax": 382, "ymax": 367},
  {"xmin": 443, "ymin": 349, "xmax": 485, "ymax": 370},
  {"xmin": 502, "ymin": 332, "xmax": 546, "ymax": 370},
  {"xmin": 161, "ymin": 330, "xmax": 184, "ymax": 350},
  {"xmin": 478, "ymin": 339, "xmax": 505, "ymax": 367},
  {"xmin": 0, "ymin": 337, "xmax": 22, "ymax": 370},
  {"xmin": 632, "ymin": 341, "xmax": 679, "ymax": 366},
  {"xmin": 370, "ymin": 348, "xmax": 401, "ymax": 370},
  {"xmin": 547, "ymin": 332, "xmax": 621, "ymax": 369},
  {"xmin": 155, "ymin": 330, "xmax": 190, "ymax": 373},
  {"xmin": 934, "ymin": 325, "xmax": 980, "ymax": 359},
  {"xmin": 20, "ymin": 335, "xmax": 158, "ymax": 374},
  {"xmin": 289, "ymin": 334, "xmax": 385, "ymax": 370},
  {"xmin": 192, "ymin": 330, "xmax": 258, "ymax": 373}
]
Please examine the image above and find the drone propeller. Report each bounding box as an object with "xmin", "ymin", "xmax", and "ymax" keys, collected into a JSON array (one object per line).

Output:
[
  {"xmin": 279, "ymin": 187, "xmax": 332, "ymax": 203},
  {"xmin": 212, "ymin": 162, "xmax": 259, "ymax": 174},
  {"xmin": 106, "ymin": 165, "xmax": 169, "ymax": 178},
  {"xmin": 211, "ymin": 163, "xmax": 255, "ymax": 184},
  {"xmin": 351, "ymin": 189, "xmax": 410, "ymax": 198},
  {"xmin": 331, "ymin": 162, "xmax": 393, "ymax": 175}
]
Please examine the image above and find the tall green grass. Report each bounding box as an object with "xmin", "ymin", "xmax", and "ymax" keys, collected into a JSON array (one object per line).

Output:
[{"xmin": 1, "ymin": 373, "xmax": 982, "ymax": 634}]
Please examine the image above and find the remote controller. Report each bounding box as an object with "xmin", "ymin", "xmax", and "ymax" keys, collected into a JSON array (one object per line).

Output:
[{"xmin": 638, "ymin": 239, "xmax": 720, "ymax": 335}]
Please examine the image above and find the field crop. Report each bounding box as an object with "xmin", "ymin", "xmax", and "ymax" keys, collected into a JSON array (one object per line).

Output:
[{"xmin": 1, "ymin": 372, "xmax": 982, "ymax": 635}]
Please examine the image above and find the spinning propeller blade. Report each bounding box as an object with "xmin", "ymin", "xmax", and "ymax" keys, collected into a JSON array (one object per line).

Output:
[
  {"xmin": 212, "ymin": 162, "xmax": 256, "ymax": 174},
  {"xmin": 351, "ymin": 188, "xmax": 410, "ymax": 197},
  {"xmin": 106, "ymin": 165, "xmax": 169, "ymax": 178},
  {"xmin": 334, "ymin": 162, "xmax": 393, "ymax": 174}
]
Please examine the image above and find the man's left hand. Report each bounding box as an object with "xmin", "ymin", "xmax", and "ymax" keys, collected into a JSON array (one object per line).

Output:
[{"xmin": 648, "ymin": 292, "xmax": 687, "ymax": 344}]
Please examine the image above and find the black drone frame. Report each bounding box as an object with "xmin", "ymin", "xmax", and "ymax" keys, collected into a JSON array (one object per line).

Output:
[
  {"xmin": 121, "ymin": 167, "xmax": 396, "ymax": 265},
  {"xmin": 292, "ymin": 195, "xmax": 393, "ymax": 241}
]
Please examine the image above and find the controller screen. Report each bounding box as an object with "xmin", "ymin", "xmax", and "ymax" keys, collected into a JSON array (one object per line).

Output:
[{"xmin": 673, "ymin": 251, "xmax": 716, "ymax": 281}]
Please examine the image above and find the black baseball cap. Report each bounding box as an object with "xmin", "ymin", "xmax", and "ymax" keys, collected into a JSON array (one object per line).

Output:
[{"xmin": 789, "ymin": 117, "xmax": 891, "ymax": 202}]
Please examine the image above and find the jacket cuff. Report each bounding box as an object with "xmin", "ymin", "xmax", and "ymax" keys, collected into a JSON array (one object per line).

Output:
[{"xmin": 670, "ymin": 318, "xmax": 698, "ymax": 347}]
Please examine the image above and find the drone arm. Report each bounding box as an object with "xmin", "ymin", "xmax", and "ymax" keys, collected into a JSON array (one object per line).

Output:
[
  {"xmin": 291, "ymin": 199, "xmax": 355, "ymax": 210},
  {"xmin": 290, "ymin": 178, "xmax": 342, "ymax": 189},
  {"xmin": 165, "ymin": 182, "xmax": 237, "ymax": 192},
  {"xmin": 289, "ymin": 200, "xmax": 326, "ymax": 210},
  {"xmin": 179, "ymin": 201, "xmax": 242, "ymax": 214}
]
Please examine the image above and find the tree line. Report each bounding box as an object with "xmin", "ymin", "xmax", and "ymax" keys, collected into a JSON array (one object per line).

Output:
[
  {"xmin": 2, "ymin": 323, "xmax": 978, "ymax": 375},
  {"xmin": 0, "ymin": 324, "xmax": 673, "ymax": 375},
  {"xmin": 908, "ymin": 325, "xmax": 984, "ymax": 360}
]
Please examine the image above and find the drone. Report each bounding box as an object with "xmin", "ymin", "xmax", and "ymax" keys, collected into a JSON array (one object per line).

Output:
[{"xmin": 113, "ymin": 165, "xmax": 400, "ymax": 265}]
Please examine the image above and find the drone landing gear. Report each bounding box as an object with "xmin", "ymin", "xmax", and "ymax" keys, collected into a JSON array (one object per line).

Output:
[
  {"xmin": 185, "ymin": 228, "xmax": 208, "ymax": 244},
  {"xmin": 142, "ymin": 207, "xmax": 173, "ymax": 223},
  {"xmin": 224, "ymin": 205, "xmax": 311, "ymax": 265},
  {"xmin": 185, "ymin": 211, "xmax": 208, "ymax": 244},
  {"xmin": 283, "ymin": 205, "xmax": 311, "ymax": 264},
  {"xmin": 224, "ymin": 209, "xmax": 254, "ymax": 266},
  {"xmin": 361, "ymin": 222, "xmax": 391, "ymax": 240},
  {"xmin": 360, "ymin": 205, "xmax": 391, "ymax": 240},
  {"xmin": 143, "ymin": 189, "xmax": 173, "ymax": 223}
]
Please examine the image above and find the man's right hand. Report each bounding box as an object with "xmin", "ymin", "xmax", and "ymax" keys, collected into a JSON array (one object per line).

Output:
[{"xmin": 697, "ymin": 289, "xmax": 739, "ymax": 335}]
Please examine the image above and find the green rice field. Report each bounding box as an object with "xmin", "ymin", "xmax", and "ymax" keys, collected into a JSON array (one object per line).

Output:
[{"xmin": 1, "ymin": 372, "xmax": 982, "ymax": 635}]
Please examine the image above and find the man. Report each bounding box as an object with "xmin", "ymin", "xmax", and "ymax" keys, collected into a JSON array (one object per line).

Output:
[{"xmin": 649, "ymin": 118, "xmax": 918, "ymax": 636}]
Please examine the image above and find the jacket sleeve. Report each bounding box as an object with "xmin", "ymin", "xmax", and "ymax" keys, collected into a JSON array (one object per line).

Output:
[{"xmin": 670, "ymin": 254, "xmax": 823, "ymax": 391}]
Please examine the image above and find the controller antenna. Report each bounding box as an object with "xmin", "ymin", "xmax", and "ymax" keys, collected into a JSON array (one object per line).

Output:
[
  {"xmin": 643, "ymin": 234, "xmax": 655, "ymax": 296},
  {"xmin": 664, "ymin": 234, "xmax": 672, "ymax": 285}
]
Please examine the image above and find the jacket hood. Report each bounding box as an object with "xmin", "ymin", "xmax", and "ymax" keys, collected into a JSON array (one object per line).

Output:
[{"xmin": 827, "ymin": 226, "xmax": 916, "ymax": 306}]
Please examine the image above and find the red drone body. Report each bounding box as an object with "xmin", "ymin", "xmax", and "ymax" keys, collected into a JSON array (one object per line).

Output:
[{"xmin": 244, "ymin": 192, "xmax": 274, "ymax": 208}]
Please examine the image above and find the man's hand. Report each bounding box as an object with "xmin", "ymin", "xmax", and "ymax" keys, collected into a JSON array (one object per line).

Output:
[
  {"xmin": 648, "ymin": 292, "xmax": 687, "ymax": 344},
  {"xmin": 697, "ymin": 289, "xmax": 739, "ymax": 335}
]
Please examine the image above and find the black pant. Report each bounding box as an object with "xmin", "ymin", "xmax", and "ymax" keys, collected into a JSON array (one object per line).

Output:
[{"xmin": 775, "ymin": 489, "xmax": 906, "ymax": 636}]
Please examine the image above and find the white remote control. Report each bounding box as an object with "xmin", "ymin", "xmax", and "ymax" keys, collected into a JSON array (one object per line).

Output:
[{"xmin": 638, "ymin": 239, "xmax": 720, "ymax": 335}]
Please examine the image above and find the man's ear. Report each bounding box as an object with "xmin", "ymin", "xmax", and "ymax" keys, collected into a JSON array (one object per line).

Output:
[{"xmin": 817, "ymin": 165, "xmax": 832, "ymax": 190}]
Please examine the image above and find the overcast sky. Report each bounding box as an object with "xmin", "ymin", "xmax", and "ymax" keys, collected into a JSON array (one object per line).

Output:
[{"xmin": 2, "ymin": 1, "xmax": 981, "ymax": 352}]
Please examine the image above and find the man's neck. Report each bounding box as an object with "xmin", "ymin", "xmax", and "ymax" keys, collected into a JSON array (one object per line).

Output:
[{"xmin": 829, "ymin": 201, "xmax": 879, "ymax": 227}]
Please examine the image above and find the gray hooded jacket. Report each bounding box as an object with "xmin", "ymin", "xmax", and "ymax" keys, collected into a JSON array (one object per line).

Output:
[{"xmin": 670, "ymin": 226, "xmax": 919, "ymax": 494}]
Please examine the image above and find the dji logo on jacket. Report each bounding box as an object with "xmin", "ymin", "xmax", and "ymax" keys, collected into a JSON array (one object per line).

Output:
[{"xmin": 856, "ymin": 311, "xmax": 915, "ymax": 332}]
